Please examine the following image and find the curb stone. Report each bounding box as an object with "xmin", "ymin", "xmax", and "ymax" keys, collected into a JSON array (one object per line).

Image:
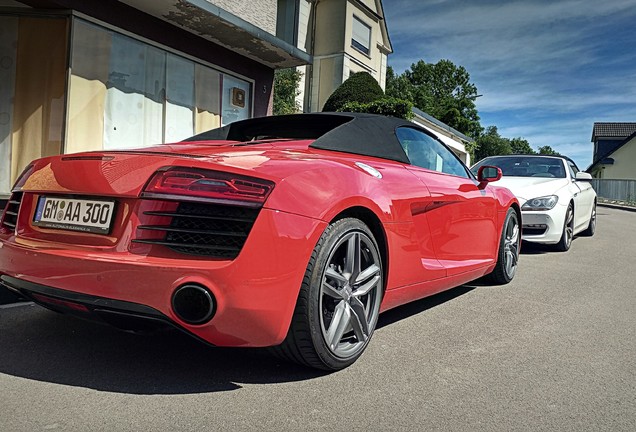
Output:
[{"xmin": 597, "ymin": 201, "xmax": 636, "ymax": 213}]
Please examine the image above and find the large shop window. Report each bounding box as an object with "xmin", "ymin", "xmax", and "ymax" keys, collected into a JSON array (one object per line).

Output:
[
  {"xmin": 68, "ymin": 19, "xmax": 252, "ymax": 154},
  {"xmin": 0, "ymin": 16, "xmax": 67, "ymax": 195}
]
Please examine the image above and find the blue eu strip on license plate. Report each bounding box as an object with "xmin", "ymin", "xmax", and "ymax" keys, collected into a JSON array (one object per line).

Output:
[{"xmin": 33, "ymin": 196, "xmax": 115, "ymax": 234}]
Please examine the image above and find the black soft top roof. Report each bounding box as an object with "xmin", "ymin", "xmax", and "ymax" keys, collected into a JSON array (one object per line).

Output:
[{"xmin": 183, "ymin": 113, "xmax": 418, "ymax": 163}]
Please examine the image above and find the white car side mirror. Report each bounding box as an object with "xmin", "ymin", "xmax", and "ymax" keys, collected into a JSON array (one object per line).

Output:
[{"xmin": 575, "ymin": 172, "xmax": 593, "ymax": 181}]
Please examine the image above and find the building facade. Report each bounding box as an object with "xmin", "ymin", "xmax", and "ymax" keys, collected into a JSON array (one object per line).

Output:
[
  {"xmin": 588, "ymin": 123, "xmax": 636, "ymax": 179},
  {"xmin": 276, "ymin": 0, "xmax": 392, "ymax": 112},
  {"xmin": 0, "ymin": 0, "xmax": 310, "ymax": 199}
]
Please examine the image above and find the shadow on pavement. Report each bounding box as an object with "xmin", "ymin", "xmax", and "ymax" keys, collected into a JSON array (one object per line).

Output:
[
  {"xmin": 520, "ymin": 237, "xmax": 593, "ymax": 255},
  {"xmin": 0, "ymin": 286, "xmax": 24, "ymax": 305},
  {"xmin": 378, "ymin": 284, "xmax": 475, "ymax": 329},
  {"xmin": 0, "ymin": 305, "xmax": 327, "ymax": 394},
  {"xmin": 520, "ymin": 240, "xmax": 554, "ymax": 255},
  {"xmin": 0, "ymin": 283, "xmax": 480, "ymax": 394}
]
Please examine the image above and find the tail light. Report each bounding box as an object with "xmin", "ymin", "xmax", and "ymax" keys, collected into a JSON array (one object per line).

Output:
[
  {"xmin": 12, "ymin": 164, "xmax": 34, "ymax": 192},
  {"xmin": 141, "ymin": 167, "xmax": 275, "ymax": 207}
]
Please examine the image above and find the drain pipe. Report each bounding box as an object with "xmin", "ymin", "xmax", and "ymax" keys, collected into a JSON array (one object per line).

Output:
[{"xmin": 306, "ymin": 0, "xmax": 322, "ymax": 112}]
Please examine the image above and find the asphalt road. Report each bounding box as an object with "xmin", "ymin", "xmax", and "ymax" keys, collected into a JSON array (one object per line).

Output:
[{"xmin": 1, "ymin": 206, "xmax": 634, "ymax": 431}]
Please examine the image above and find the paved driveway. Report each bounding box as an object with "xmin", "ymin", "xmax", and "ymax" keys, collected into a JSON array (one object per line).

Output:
[{"xmin": 1, "ymin": 206, "xmax": 634, "ymax": 431}]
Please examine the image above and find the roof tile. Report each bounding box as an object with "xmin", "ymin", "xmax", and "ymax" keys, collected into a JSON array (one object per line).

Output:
[{"xmin": 592, "ymin": 122, "xmax": 636, "ymax": 140}]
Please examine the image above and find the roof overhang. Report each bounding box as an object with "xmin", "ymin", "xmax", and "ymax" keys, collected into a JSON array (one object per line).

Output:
[
  {"xmin": 119, "ymin": 0, "xmax": 312, "ymax": 68},
  {"xmin": 411, "ymin": 108, "xmax": 473, "ymax": 143},
  {"xmin": 374, "ymin": 0, "xmax": 393, "ymax": 54}
]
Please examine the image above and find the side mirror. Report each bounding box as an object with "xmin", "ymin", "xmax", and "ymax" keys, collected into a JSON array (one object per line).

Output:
[
  {"xmin": 478, "ymin": 166, "xmax": 502, "ymax": 183},
  {"xmin": 575, "ymin": 172, "xmax": 592, "ymax": 181}
]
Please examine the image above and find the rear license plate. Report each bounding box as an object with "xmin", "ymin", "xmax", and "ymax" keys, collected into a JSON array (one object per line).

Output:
[{"xmin": 33, "ymin": 196, "xmax": 116, "ymax": 234}]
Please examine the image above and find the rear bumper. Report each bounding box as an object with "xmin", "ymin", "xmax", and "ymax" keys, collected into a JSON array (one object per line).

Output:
[
  {"xmin": 0, "ymin": 208, "xmax": 327, "ymax": 347},
  {"xmin": 1, "ymin": 275, "xmax": 189, "ymax": 337}
]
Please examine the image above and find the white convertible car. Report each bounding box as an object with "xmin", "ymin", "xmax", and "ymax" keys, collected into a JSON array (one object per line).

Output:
[{"xmin": 472, "ymin": 155, "xmax": 597, "ymax": 251}]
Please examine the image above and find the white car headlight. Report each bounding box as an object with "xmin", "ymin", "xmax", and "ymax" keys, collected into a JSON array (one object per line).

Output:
[{"xmin": 522, "ymin": 195, "xmax": 559, "ymax": 211}]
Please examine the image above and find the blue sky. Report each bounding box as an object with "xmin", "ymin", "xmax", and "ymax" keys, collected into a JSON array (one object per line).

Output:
[{"xmin": 382, "ymin": 0, "xmax": 636, "ymax": 169}]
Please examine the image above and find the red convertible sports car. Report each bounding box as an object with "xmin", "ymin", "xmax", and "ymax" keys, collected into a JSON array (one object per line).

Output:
[{"xmin": 0, "ymin": 113, "xmax": 520, "ymax": 370}]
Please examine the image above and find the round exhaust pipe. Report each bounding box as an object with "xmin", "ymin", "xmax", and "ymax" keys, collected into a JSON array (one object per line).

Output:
[{"xmin": 171, "ymin": 284, "xmax": 216, "ymax": 325}]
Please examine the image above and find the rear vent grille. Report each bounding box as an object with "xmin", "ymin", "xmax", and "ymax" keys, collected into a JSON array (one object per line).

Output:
[
  {"xmin": 133, "ymin": 201, "xmax": 260, "ymax": 259},
  {"xmin": 1, "ymin": 192, "xmax": 24, "ymax": 231}
]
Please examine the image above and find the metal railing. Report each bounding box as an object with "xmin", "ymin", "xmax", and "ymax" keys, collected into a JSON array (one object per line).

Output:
[{"xmin": 588, "ymin": 179, "xmax": 636, "ymax": 202}]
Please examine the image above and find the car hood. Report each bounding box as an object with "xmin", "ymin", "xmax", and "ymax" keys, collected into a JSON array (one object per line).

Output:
[{"xmin": 494, "ymin": 177, "xmax": 569, "ymax": 203}]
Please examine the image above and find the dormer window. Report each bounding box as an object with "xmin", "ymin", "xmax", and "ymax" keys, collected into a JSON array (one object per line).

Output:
[{"xmin": 351, "ymin": 16, "xmax": 371, "ymax": 55}]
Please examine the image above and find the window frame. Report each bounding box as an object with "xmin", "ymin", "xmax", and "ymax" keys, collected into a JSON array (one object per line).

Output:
[
  {"xmin": 351, "ymin": 15, "xmax": 371, "ymax": 56},
  {"xmin": 567, "ymin": 160, "xmax": 578, "ymax": 179}
]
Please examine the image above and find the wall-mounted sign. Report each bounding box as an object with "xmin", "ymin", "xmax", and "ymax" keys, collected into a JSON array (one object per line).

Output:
[{"xmin": 231, "ymin": 87, "xmax": 245, "ymax": 108}]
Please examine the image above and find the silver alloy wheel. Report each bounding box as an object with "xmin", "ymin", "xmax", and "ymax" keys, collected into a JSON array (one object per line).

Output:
[
  {"xmin": 589, "ymin": 206, "xmax": 597, "ymax": 231},
  {"xmin": 564, "ymin": 206, "xmax": 574, "ymax": 248},
  {"xmin": 319, "ymin": 230, "xmax": 382, "ymax": 359},
  {"xmin": 503, "ymin": 212, "xmax": 520, "ymax": 279}
]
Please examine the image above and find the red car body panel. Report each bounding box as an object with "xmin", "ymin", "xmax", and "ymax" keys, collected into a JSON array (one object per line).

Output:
[{"xmin": 1, "ymin": 127, "xmax": 518, "ymax": 348}]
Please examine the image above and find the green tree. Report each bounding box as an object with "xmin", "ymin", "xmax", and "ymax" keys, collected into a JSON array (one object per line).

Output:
[
  {"xmin": 510, "ymin": 137, "xmax": 535, "ymax": 155},
  {"xmin": 322, "ymin": 72, "xmax": 384, "ymax": 112},
  {"xmin": 387, "ymin": 59, "xmax": 483, "ymax": 138},
  {"xmin": 273, "ymin": 68, "xmax": 302, "ymax": 115},
  {"xmin": 474, "ymin": 126, "xmax": 512, "ymax": 162},
  {"xmin": 537, "ymin": 145, "xmax": 560, "ymax": 156},
  {"xmin": 385, "ymin": 66, "xmax": 414, "ymax": 102},
  {"xmin": 339, "ymin": 97, "xmax": 414, "ymax": 120}
]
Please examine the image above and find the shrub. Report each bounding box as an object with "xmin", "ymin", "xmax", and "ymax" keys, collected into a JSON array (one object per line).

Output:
[
  {"xmin": 322, "ymin": 72, "xmax": 384, "ymax": 112},
  {"xmin": 339, "ymin": 97, "xmax": 414, "ymax": 120}
]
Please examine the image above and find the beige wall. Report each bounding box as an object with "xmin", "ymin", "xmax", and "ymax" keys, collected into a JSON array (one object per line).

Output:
[
  {"xmin": 208, "ymin": 0, "xmax": 277, "ymax": 34},
  {"xmin": 316, "ymin": 56, "xmax": 342, "ymax": 110},
  {"xmin": 595, "ymin": 138, "xmax": 636, "ymax": 180},
  {"xmin": 357, "ymin": 0, "xmax": 377, "ymax": 10},
  {"xmin": 313, "ymin": 0, "xmax": 346, "ymax": 54}
]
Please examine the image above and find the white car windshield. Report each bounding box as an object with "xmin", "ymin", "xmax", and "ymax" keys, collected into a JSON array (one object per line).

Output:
[{"xmin": 472, "ymin": 156, "xmax": 566, "ymax": 178}]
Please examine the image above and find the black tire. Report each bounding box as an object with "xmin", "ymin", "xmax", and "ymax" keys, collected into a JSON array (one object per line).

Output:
[
  {"xmin": 580, "ymin": 201, "xmax": 596, "ymax": 237},
  {"xmin": 272, "ymin": 218, "xmax": 383, "ymax": 371},
  {"xmin": 554, "ymin": 203, "xmax": 574, "ymax": 252},
  {"xmin": 487, "ymin": 207, "xmax": 520, "ymax": 285}
]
